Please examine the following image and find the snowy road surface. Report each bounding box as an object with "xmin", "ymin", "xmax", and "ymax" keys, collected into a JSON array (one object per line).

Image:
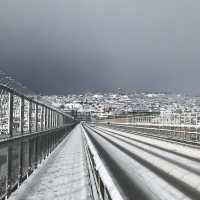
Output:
[
  {"xmin": 84, "ymin": 124, "xmax": 200, "ymax": 200},
  {"xmin": 10, "ymin": 125, "xmax": 92, "ymax": 200}
]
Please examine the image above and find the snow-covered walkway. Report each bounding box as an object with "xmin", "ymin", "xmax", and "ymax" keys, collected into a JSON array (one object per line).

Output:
[{"xmin": 9, "ymin": 125, "xmax": 92, "ymax": 200}]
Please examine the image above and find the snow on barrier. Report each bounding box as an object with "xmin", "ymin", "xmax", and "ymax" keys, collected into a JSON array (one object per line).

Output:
[
  {"xmin": 81, "ymin": 124, "xmax": 124, "ymax": 200},
  {"xmin": 99, "ymin": 122, "xmax": 200, "ymax": 144}
]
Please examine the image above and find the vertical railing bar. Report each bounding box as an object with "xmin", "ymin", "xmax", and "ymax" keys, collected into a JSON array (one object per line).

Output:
[
  {"xmin": 35, "ymin": 104, "xmax": 38, "ymax": 132},
  {"xmin": 48, "ymin": 109, "xmax": 51, "ymax": 129},
  {"xmin": 54, "ymin": 112, "xmax": 56, "ymax": 128},
  {"xmin": 44, "ymin": 106, "xmax": 47, "ymax": 130},
  {"xmin": 47, "ymin": 108, "xmax": 50, "ymax": 129},
  {"xmin": 53, "ymin": 111, "xmax": 55, "ymax": 128},
  {"xmin": 58, "ymin": 115, "xmax": 60, "ymax": 127},
  {"xmin": 28, "ymin": 101, "xmax": 32, "ymax": 133},
  {"xmin": 56, "ymin": 113, "xmax": 58, "ymax": 128},
  {"xmin": 51, "ymin": 110, "xmax": 53, "ymax": 128},
  {"xmin": 49, "ymin": 109, "xmax": 51, "ymax": 129},
  {"xmin": 51, "ymin": 110, "xmax": 53, "ymax": 129},
  {"xmin": 52, "ymin": 111, "xmax": 54, "ymax": 128},
  {"xmin": 41, "ymin": 106, "xmax": 44, "ymax": 131},
  {"xmin": 8, "ymin": 92, "xmax": 14, "ymax": 137},
  {"xmin": 20, "ymin": 96, "xmax": 24, "ymax": 135},
  {"xmin": 48, "ymin": 109, "xmax": 50, "ymax": 129}
]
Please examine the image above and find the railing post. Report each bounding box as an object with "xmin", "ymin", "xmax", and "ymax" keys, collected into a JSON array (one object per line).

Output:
[
  {"xmin": 52, "ymin": 110, "xmax": 54, "ymax": 128},
  {"xmin": 49, "ymin": 109, "xmax": 51, "ymax": 129},
  {"xmin": 48, "ymin": 109, "xmax": 50, "ymax": 129},
  {"xmin": 50, "ymin": 110, "xmax": 53, "ymax": 128},
  {"xmin": 35, "ymin": 104, "xmax": 38, "ymax": 132},
  {"xmin": 44, "ymin": 106, "xmax": 47, "ymax": 130},
  {"xmin": 41, "ymin": 106, "xmax": 44, "ymax": 131},
  {"xmin": 8, "ymin": 92, "xmax": 13, "ymax": 137},
  {"xmin": 20, "ymin": 96, "xmax": 24, "ymax": 135},
  {"xmin": 47, "ymin": 108, "xmax": 50, "ymax": 129},
  {"xmin": 59, "ymin": 114, "xmax": 61, "ymax": 127},
  {"xmin": 28, "ymin": 101, "xmax": 32, "ymax": 133},
  {"xmin": 60, "ymin": 115, "xmax": 62, "ymax": 127},
  {"xmin": 52, "ymin": 111, "xmax": 55, "ymax": 128},
  {"xmin": 54, "ymin": 112, "xmax": 56, "ymax": 128},
  {"xmin": 56, "ymin": 113, "xmax": 58, "ymax": 128},
  {"xmin": 54, "ymin": 113, "xmax": 56, "ymax": 128}
]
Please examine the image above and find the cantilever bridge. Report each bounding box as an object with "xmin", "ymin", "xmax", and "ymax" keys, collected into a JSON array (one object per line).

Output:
[{"xmin": 0, "ymin": 78, "xmax": 200, "ymax": 200}]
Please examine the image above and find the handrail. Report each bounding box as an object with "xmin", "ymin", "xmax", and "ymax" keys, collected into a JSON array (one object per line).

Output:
[
  {"xmin": 82, "ymin": 124, "xmax": 123, "ymax": 200},
  {"xmin": 0, "ymin": 84, "xmax": 75, "ymax": 138},
  {"xmin": 0, "ymin": 84, "xmax": 73, "ymax": 119}
]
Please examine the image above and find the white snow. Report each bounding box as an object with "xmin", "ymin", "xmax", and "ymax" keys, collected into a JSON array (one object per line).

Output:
[
  {"xmin": 9, "ymin": 125, "xmax": 91, "ymax": 200},
  {"xmin": 82, "ymin": 125, "xmax": 124, "ymax": 200},
  {"xmin": 88, "ymin": 126, "xmax": 189, "ymax": 200}
]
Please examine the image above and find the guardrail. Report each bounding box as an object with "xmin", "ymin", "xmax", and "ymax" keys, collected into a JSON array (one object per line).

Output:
[
  {"xmin": 82, "ymin": 124, "xmax": 123, "ymax": 200},
  {"xmin": 0, "ymin": 84, "xmax": 74, "ymax": 139},
  {"xmin": 0, "ymin": 84, "xmax": 76, "ymax": 199},
  {"xmin": 99, "ymin": 122, "xmax": 200, "ymax": 144},
  {"xmin": 97, "ymin": 112, "xmax": 200, "ymax": 143}
]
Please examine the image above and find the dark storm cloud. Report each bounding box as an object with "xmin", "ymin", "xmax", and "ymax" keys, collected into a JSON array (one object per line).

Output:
[{"xmin": 0, "ymin": 0, "xmax": 200, "ymax": 94}]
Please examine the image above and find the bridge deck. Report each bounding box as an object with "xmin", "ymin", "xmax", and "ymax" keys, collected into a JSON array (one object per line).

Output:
[{"xmin": 9, "ymin": 125, "xmax": 92, "ymax": 200}]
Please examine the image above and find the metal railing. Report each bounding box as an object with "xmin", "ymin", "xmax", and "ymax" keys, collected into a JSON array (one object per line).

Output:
[
  {"xmin": 0, "ymin": 84, "xmax": 76, "ymax": 200},
  {"xmin": 0, "ymin": 84, "xmax": 74, "ymax": 139},
  {"xmin": 102, "ymin": 113, "xmax": 200, "ymax": 143},
  {"xmin": 82, "ymin": 124, "xmax": 123, "ymax": 200}
]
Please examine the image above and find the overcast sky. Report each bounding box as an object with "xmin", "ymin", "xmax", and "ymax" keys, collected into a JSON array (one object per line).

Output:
[{"xmin": 0, "ymin": 0, "xmax": 200, "ymax": 94}]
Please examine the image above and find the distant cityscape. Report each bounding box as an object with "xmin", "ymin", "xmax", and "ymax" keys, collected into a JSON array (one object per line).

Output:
[{"xmin": 40, "ymin": 88, "xmax": 200, "ymax": 121}]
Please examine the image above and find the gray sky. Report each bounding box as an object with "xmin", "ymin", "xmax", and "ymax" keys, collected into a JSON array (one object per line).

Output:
[{"xmin": 0, "ymin": 0, "xmax": 200, "ymax": 94}]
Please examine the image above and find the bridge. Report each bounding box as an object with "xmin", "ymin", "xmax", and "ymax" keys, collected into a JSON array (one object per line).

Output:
[{"xmin": 0, "ymin": 80, "xmax": 200, "ymax": 200}]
